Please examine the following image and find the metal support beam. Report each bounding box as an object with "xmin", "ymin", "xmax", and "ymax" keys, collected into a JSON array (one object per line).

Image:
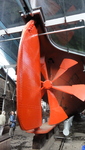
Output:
[
  {"xmin": 24, "ymin": 0, "xmax": 33, "ymax": 14},
  {"xmin": 0, "ymin": 12, "xmax": 85, "ymax": 37},
  {"xmin": 16, "ymin": 0, "xmax": 26, "ymax": 14},
  {"xmin": 0, "ymin": 64, "xmax": 16, "ymax": 69},
  {"xmin": 45, "ymin": 13, "xmax": 85, "ymax": 27},
  {"xmin": 2, "ymin": 69, "xmax": 8, "ymax": 111},
  {"xmin": 0, "ymin": 21, "xmax": 20, "ymax": 47},
  {"xmin": 0, "ymin": 25, "xmax": 24, "ymax": 36},
  {"xmin": 0, "ymin": 25, "xmax": 85, "ymax": 42}
]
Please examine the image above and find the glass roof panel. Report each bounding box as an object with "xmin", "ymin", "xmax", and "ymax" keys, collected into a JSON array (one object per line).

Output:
[
  {"xmin": 29, "ymin": 0, "xmax": 85, "ymax": 20},
  {"xmin": 29, "ymin": 0, "xmax": 85, "ymax": 55},
  {"xmin": 0, "ymin": 0, "xmax": 23, "ymax": 65},
  {"xmin": 48, "ymin": 20, "xmax": 85, "ymax": 55},
  {"xmin": 0, "ymin": 32, "xmax": 21, "ymax": 63},
  {"xmin": 0, "ymin": 0, "xmax": 25, "ymax": 28}
]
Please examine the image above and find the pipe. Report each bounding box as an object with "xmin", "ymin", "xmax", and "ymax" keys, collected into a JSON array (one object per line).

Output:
[
  {"xmin": 0, "ymin": 25, "xmax": 85, "ymax": 42},
  {"xmin": 63, "ymin": 116, "xmax": 74, "ymax": 136},
  {"xmin": 2, "ymin": 69, "xmax": 8, "ymax": 111}
]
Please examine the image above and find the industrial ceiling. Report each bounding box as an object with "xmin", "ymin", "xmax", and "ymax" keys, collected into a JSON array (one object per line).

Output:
[
  {"xmin": 0, "ymin": 0, "xmax": 85, "ymax": 75},
  {"xmin": 0, "ymin": 0, "xmax": 26, "ymax": 67}
]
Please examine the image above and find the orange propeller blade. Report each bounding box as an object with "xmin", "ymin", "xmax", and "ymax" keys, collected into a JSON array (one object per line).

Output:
[
  {"xmin": 52, "ymin": 59, "xmax": 78, "ymax": 82},
  {"xmin": 17, "ymin": 20, "xmax": 42, "ymax": 130},
  {"xmin": 40, "ymin": 57, "xmax": 48, "ymax": 80},
  {"xmin": 47, "ymin": 90, "xmax": 68, "ymax": 125},
  {"xmin": 52, "ymin": 84, "xmax": 85, "ymax": 101}
]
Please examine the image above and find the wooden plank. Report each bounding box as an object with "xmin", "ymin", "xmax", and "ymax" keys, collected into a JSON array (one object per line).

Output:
[
  {"xmin": 0, "ymin": 134, "xmax": 11, "ymax": 150},
  {"xmin": 27, "ymin": 122, "xmax": 56, "ymax": 134},
  {"xmin": 32, "ymin": 125, "xmax": 58, "ymax": 150}
]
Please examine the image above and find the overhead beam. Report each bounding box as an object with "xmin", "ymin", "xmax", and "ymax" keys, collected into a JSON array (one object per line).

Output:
[
  {"xmin": 0, "ymin": 8, "xmax": 43, "ymax": 36},
  {"xmin": 45, "ymin": 13, "xmax": 85, "ymax": 27},
  {"xmin": 0, "ymin": 25, "xmax": 85, "ymax": 43},
  {"xmin": 16, "ymin": 0, "xmax": 26, "ymax": 14},
  {"xmin": 24, "ymin": 0, "xmax": 33, "ymax": 14},
  {"xmin": 0, "ymin": 21, "xmax": 19, "ymax": 47},
  {"xmin": 0, "ymin": 64, "xmax": 16, "ymax": 69},
  {"xmin": 0, "ymin": 25, "xmax": 24, "ymax": 36},
  {"xmin": 0, "ymin": 12, "xmax": 85, "ymax": 36}
]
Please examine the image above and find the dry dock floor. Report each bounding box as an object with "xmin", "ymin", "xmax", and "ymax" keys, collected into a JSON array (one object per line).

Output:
[{"xmin": 10, "ymin": 115, "xmax": 85, "ymax": 150}]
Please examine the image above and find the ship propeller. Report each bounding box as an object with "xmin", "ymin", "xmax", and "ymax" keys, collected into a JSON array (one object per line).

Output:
[
  {"xmin": 41, "ymin": 57, "xmax": 85, "ymax": 125},
  {"xmin": 17, "ymin": 20, "xmax": 85, "ymax": 131}
]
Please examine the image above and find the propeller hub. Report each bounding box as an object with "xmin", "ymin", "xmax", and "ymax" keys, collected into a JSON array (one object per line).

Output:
[{"xmin": 43, "ymin": 80, "xmax": 52, "ymax": 89}]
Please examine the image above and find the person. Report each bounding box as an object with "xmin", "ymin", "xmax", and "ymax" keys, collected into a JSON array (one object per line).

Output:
[
  {"xmin": 0, "ymin": 111, "xmax": 6, "ymax": 136},
  {"xmin": 9, "ymin": 111, "xmax": 16, "ymax": 138},
  {"xmin": 14, "ymin": 111, "xmax": 17, "ymax": 121}
]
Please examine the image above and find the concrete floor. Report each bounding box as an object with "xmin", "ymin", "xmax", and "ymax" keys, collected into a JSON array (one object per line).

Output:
[
  {"xmin": 50, "ymin": 115, "xmax": 85, "ymax": 150},
  {"xmin": 50, "ymin": 133, "xmax": 85, "ymax": 150},
  {"xmin": 10, "ymin": 126, "xmax": 34, "ymax": 150},
  {"xmin": 10, "ymin": 114, "xmax": 85, "ymax": 150}
]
